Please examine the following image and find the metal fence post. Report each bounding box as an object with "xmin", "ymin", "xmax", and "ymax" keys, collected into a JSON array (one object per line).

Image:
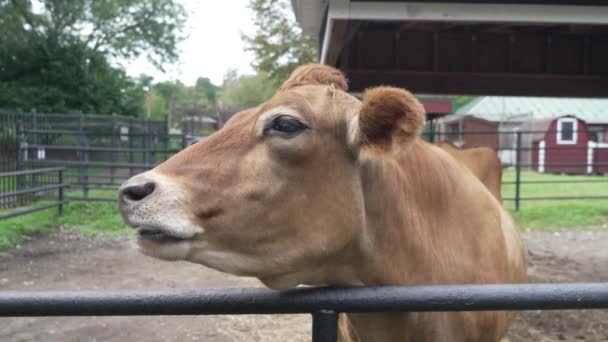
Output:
[
  {"xmin": 129, "ymin": 118, "xmax": 134, "ymax": 177},
  {"xmin": 144, "ymin": 119, "xmax": 149, "ymax": 168},
  {"xmin": 78, "ymin": 113, "xmax": 89, "ymax": 198},
  {"xmin": 515, "ymin": 131, "xmax": 522, "ymax": 212},
  {"xmin": 312, "ymin": 310, "xmax": 338, "ymax": 342},
  {"xmin": 58, "ymin": 168, "xmax": 64, "ymax": 216},
  {"xmin": 31, "ymin": 111, "xmax": 38, "ymax": 191},
  {"xmin": 15, "ymin": 122, "xmax": 24, "ymax": 207},
  {"xmin": 111, "ymin": 113, "xmax": 117, "ymax": 184},
  {"xmin": 150, "ymin": 131, "xmax": 156, "ymax": 166}
]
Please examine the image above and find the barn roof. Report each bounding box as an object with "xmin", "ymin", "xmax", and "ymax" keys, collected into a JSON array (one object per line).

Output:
[{"xmin": 443, "ymin": 97, "xmax": 608, "ymax": 124}]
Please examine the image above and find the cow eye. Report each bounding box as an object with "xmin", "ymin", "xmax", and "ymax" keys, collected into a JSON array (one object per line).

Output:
[{"xmin": 265, "ymin": 116, "xmax": 307, "ymax": 136}]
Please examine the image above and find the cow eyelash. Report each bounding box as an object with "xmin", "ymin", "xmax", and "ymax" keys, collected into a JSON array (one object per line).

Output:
[{"xmin": 264, "ymin": 115, "xmax": 308, "ymax": 137}]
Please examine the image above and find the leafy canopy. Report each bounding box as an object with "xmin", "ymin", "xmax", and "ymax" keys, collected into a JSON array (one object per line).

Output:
[
  {"xmin": 242, "ymin": 0, "xmax": 317, "ymax": 88},
  {"xmin": 0, "ymin": 0, "xmax": 186, "ymax": 115}
]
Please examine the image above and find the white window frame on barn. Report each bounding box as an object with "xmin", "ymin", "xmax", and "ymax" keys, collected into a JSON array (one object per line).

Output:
[{"xmin": 556, "ymin": 117, "xmax": 578, "ymax": 145}]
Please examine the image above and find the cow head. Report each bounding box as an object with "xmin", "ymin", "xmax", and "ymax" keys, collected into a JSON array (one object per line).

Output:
[{"xmin": 118, "ymin": 64, "xmax": 425, "ymax": 288}]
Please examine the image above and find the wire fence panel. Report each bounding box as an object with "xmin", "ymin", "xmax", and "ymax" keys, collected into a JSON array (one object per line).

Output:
[
  {"xmin": 0, "ymin": 112, "xmax": 187, "ymax": 204},
  {"xmin": 429, "ymin": 126, "xmax": 608, "ymax": 210},
  {"xmin": 3, "ymin": 112, "xmax": 608, "ymax": 211},
  {"xmin": 0, "ymin": 167, "xmax": 66, "ymax": 218}
]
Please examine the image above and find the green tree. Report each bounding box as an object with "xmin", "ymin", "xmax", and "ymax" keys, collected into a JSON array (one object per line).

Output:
[
  {"xmin": 243, "ymin": 0, "xmax": 317, "ymax": 88},
  {"xmin": 0, "ymin": 42, "xmax": 145, "ymax": 115},
  {"xmin": 195, "ymin": 77, "xmax": 219, "ymax": 107},
  {"xmin": 0, "ymin": 0, "xmax": 186, "ymax": 114},
  {"xmin": 5, "ymin": 0, "xmax": 186, "ymax": 68},
  {"xmin": 218, "ymin": 70, "xmax": 275, "ymax": 109},
  {"xmin": 152, "ymin": 79, "xmax": 219, "ymax": 126}
]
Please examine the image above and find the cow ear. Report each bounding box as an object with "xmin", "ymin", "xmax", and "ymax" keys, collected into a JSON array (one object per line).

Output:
[{"xmin": 351, "ymin": 86, "xmax": 426, "ymax": 153}]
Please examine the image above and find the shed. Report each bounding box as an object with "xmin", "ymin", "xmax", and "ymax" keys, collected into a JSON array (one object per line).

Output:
[
  {"xmin": 531, "ymin": 115, "xmax": 608, "ymax": 174},
  {"xmin": 439, "ymin": 96, "xmax": 608, "ymax": 166}
]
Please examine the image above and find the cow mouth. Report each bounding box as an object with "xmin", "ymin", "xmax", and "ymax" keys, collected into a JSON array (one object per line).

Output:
[{"xmin": 136, "ymin": 227, "xmax": 187, "ymax": 243}]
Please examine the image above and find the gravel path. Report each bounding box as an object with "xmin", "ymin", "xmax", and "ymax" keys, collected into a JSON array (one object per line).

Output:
[{"xmin": 1, "ymin": 228, "xmax": 608, "ymax": 341}]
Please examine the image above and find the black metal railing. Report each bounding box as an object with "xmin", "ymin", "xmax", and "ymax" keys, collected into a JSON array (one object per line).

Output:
[
  {"xmin": 13, "ymin": 124, "xmax": 186, "ymax": 202},
  {"xmin": 0, "ymin": 167, "xmax": 67, "ymax": 219},
  {"xmin": 1, "ymin": 283, "xmax": 608, "ymax": 342},
  {"xmin": 430, "ymin": 129, "xmax": 608, "ymax": 211}
]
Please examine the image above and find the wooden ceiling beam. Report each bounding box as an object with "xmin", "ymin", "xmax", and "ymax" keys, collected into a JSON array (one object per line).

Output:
[{"xmin": 345, "ymin": 70, "xmax": 608, "ymax": 97}]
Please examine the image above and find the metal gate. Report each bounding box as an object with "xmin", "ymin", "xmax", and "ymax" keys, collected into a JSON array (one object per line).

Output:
[{"xmin": 2, "ymin": 283, "xmax": 608, "ymax": 342}]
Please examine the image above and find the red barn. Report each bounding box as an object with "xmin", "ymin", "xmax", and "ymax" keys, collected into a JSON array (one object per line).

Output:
[{"xmin": 532, "ymin": 116, "xmax": 608, "ymax": 174}]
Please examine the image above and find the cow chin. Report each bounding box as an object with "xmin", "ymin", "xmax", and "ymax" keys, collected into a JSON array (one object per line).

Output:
[
  {"xmin": 134, "ymin": 238, "xmax": 193, "ymax": 261},
  {"xmin": 133, "ymin": 234, "xmax": 328, "ymax": 288}
]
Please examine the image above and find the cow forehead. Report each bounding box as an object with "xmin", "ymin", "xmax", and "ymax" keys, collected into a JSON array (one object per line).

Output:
[
  {"xmin": 266, "ymin": 85, "xmax": 360, "ymax": 125},
  {"xmin": 224, "ymin": 85, "xmax": 359, "ymax": 132}
]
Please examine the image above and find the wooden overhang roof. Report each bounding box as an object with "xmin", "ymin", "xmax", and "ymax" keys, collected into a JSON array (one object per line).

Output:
[{"xmin": 292, "ymin": 0, "xmax": 608, "ymax": 97}]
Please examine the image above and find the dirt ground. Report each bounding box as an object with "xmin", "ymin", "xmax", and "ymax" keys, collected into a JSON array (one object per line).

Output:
[{"xmin": 1, "ymin": 228, "xmax": 608, "ymax": 342}]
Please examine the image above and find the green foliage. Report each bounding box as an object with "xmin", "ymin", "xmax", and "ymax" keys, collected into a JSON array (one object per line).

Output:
[
  {"xmin": 0, "ymin": 0, "xmax": 186, "ymax": 115},
  {"xmin": 243, "ymin": 0, "xmax": 317, "ymax": 88},
  {"xmin": 218, "ymin": 69, "xmax": 276, "ymax": 109},
  {"xmin": 195, "ymin": 77, "xmax": 219, "ymax": 107},
  {"xmin": 455, "ymin": 96, "xmax": 475, "ymax": 110},
  {"xmin": 0, "ymin": 42, "xmax": 145, "ymax": 114},
  {"xmin": 0, "ymin": 131, "xmax": 15, "ymax": 145},
  {"xmin": 8, "ymin": 0, "xmax": 187, "ymax": 67},
  {"xmin": 149, "ymin": 91, "xmax": 167, "ymax": 119},
  {"xmin": 152, "ymin": 78, "xmax": 219, "ymax": 125}
]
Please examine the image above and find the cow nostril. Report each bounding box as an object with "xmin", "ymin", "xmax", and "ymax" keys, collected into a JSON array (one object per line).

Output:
[{"xmin": 122, "ymin": 182, "xmax": 156, "ymax": 202}]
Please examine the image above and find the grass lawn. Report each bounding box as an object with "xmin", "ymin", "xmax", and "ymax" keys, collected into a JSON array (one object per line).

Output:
[
  {"xmin": 1, "ymin": 171, "xmax": 607, "ymax": 249},
  {"xmin": 502, "ymin": 170, "xmax": 608, "ymax": 229},
  {"xmin": 0, "ymin": 189, "xmax": 131, "ymax": 249}
]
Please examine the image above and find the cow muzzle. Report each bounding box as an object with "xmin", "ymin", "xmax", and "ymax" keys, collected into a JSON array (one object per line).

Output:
[{"xmin": 118, "ymin": 171, "xmax": 204, "ymax": 244}]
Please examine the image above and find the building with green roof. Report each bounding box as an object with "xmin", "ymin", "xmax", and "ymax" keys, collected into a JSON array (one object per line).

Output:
[{"xmin": 438, "ymin": 96, "xmax": 608, "ymax": 169}]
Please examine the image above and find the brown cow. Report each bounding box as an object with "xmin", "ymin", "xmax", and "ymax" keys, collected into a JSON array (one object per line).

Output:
[
  {"xmin": 118, "ymin": 64, "xmax": 527, "ymax": 342},
  {"xmin": 435, "ymin": 141, "xmax": 503, "ymax": 201}
]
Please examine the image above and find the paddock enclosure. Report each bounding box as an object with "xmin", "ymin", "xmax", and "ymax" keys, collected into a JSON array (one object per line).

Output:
[
  {"xmin": 1, "ymin": 1, "xmax": 608, "ymax": 341},
  {"xmin": 2, "ymin": 230, "xmax": 608, "ymax": 342}
]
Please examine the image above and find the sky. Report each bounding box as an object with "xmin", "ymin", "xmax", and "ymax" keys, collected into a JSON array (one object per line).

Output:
[{"xmin": 124, "ymin": 0, "xmax": 257, "ymax": 86}]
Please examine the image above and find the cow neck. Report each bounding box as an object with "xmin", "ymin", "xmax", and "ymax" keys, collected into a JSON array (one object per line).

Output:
[{"xmin": 356, "ymin": 140, "xmax": 455, "ymax": 286}]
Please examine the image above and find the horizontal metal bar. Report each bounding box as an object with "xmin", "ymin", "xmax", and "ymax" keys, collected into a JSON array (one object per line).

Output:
[
  {"xmin": 0, "ymin": 167, "xmax": 64, "ymax": 177},
  {"xmin": 436, "ymin": 130, "xmax": 594, "ymax": 135},
  {"xmin": 68, "ymin": 182, "xmax": 122, "ymax": 188},
  {"xmin": 23, "ymin": 129, "xmax": 183, "ymax": 137},
  {"xmin": 24, "ymin": 160, "xmax": 155, "ymax": 168},
  {"xmin": 502, "ymin": 179, "xmax": 608, "ymax": 185},
  {"xmin": 25, "ymin": 144, "xmax": 181, "ymax": 153},
  {"xmin": 0, "ymin": 184, "xmax": 68, "ymax": 199},
  {"xmin": 503, "ymin": 196, "xmax": 608, "ymax": 201},
  {"xmin": 0, "ymin": 201, "xmax": 68, "ymax": 220},
  {"xmin": 1, "ymin": 283, "xmax": 608, "ymax": 317},
  {"xmin": 515, "ymin": 163, "xmax": 608, "ymax": 167},
  {"xmin": 497, "ymin": 146, "xmax": 606, "ymax": 151},
  {"xmin": 64, "ymin": 173, "xmax": 131, "ymax": 179},
  {"xmin": 67, "ymin": 196, "xmax": 115, "ymax": 202}
]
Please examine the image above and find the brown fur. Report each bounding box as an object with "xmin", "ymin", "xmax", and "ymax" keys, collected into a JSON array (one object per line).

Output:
[
  {"xmin": 435, "ymin": 141, "xmax": 503, "ymax": 201},
  {"xmin": 359, "ymin": 87, "xmax": 426, "ymax": 153},
  {"xmin": 121, "ymin": 64, "xmax": 527, "ymax": 342},
  {"xmin": 279, "ymin": 63, "xmax": 348, "ymax": 92}
]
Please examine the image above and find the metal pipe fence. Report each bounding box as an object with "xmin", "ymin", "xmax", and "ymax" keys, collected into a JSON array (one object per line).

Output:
[
  {"xmin": 431, "ymin": 128, "xmax": 608, "ymax": 211},
  {"xmin": 1, "ymin": 283, "xmax": 608, "ymax": 342},
  {"xmin": 3, "ymin": 120, "xmax": 608, "ymax": 215},
  {"xmin": 12, "ymin": 124, "xmax": 186, "ymax": 203},
  {"xmin": 0, "ymin": 167, "xmax": 67, "ymax": 218}
]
